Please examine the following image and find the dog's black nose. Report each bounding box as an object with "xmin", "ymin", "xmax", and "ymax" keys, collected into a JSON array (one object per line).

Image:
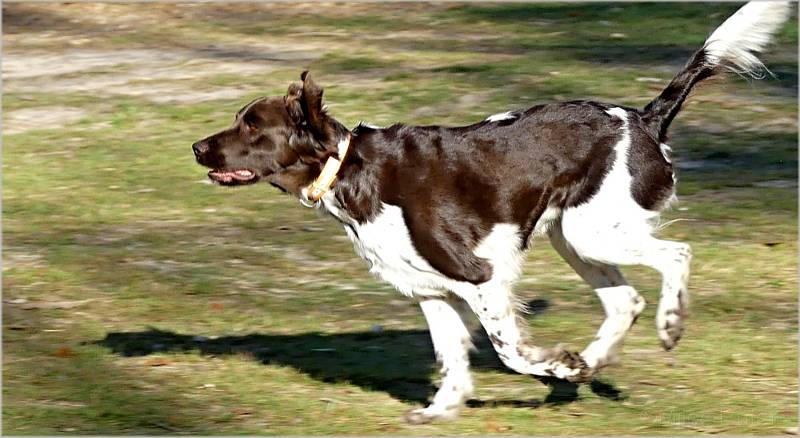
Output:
[{"xmin": 192, "ymin": 141, "xmax": 208, "ymax": 157}]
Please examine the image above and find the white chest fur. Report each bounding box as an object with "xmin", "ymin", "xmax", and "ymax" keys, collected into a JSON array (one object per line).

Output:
[{"xmin": 320, "ymin": 195, "xmax": 524, "ymax": 297}]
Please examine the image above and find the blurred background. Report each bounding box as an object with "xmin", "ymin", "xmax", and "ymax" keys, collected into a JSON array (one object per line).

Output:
[{"xmin": 3, "ymin": 2, "xmax": 797, "ymax": 434}]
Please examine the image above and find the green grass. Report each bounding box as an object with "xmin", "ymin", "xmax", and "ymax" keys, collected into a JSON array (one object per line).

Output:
[{"xmin": 3, "ymin": 2, "xmax": 797, "ymax": 435}]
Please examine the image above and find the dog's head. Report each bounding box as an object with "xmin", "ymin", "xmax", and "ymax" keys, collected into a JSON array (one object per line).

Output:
[{"xmin": 192, "ymin": 71, "xmax": 348, "ymax": 196}]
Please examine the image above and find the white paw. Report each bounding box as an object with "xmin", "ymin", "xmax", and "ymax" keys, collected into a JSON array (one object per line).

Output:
[
  {"xmin": 657, "ymin": 306, "xmax": 684, "ymax": 350},
  {"xmin": 404, "ymin": 406, "xmax": 460, "ymax": 425},
  {"xmin": 547, "ymin": 349, "xmax": 593, "ymax": 383}
]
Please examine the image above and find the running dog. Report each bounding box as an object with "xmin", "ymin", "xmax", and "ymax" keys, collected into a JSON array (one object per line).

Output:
[{"xmin": 192, "ymin": 2, "xmax": 792, "ymax": 423}]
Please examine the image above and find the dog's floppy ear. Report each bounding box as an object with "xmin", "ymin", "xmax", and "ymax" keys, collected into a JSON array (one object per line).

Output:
[
  {"xmin": 285, "ymin": 71, "xmax": 347, "ymax": 156},
  {"xmin": 284, "ymin": 71, "xmax": 327, "ymax": 137},
  {"xmin": 285, "ymin": 79, "xmax": 325, "ymax": 161},
  {"xmin": 299, "ymin": 71, "xmax": 328, "ymax": 140},
  {"xmin": 285, "ymin": 82, "xmax": 304, "ymax": 126}
]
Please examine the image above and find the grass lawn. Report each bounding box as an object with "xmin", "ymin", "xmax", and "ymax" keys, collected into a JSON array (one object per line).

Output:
[{"xmin": 3, "ymin": 2, "xmax": 797, "ymax": 435}]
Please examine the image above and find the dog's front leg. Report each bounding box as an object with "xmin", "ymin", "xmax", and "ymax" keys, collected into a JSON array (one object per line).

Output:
[
  {"xmin": 461, "ymin": 281, "xmax": 593, "ymax": 383},
  {"xmin": 406, "ymin": 296, "xmax": 474, "ymax": 424}
]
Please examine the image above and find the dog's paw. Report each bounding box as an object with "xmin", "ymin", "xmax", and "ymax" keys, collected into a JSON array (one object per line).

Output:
[
  {"xmin": 543, "ymin": 347, "xmax": 594, "ymax": 383},
  {"xmin": 404, "ymin": 409, "xmax": 435, "ymax": 425},
  {"xmin": 657, "ymin": 306, "xmax": 685, "ymax": 351},
  {"xmin": 563, "ymin": 361, "xmax": 594, "ymax": 384},
  {"xmin": 403, "ymin": 406, "xmax": 459, "ymax": 425}
]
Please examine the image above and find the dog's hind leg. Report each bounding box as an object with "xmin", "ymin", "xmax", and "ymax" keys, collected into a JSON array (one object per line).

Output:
[
  {"xmin": 561, "ymin": 208, "xmax": 691, "ymax": 351},
  {"xmin": 549, "ymin": 224, "xmax": 646, "ymax": 370},
  {"xmin": 406, "ymin": 295, "xmax": 474, "ymax": 424}
]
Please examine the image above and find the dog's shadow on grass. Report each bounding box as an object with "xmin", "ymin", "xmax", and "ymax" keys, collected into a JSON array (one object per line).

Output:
[{"xmin": 91, "ymin": 298, "xmax": 625, "ymax": 409}]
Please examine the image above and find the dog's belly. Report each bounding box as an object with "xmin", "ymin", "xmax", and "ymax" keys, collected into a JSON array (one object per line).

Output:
[{"xmin": 322, "ymin": 196, "xmax": 524, "ymax": 297}]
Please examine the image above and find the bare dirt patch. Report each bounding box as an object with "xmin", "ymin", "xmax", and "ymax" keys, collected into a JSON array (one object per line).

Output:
[
  {"xmin": 3, "ymin": 106, "xmax": 88, "ymax": 135},
  {"xmin": 1, "ymin": 48, "xmax": 302, "ymax": 103}
]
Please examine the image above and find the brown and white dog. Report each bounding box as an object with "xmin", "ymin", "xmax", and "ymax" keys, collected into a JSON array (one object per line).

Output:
[{"xmin": 192, "ymin": 2, "xmax": 791, "ymax": 423}]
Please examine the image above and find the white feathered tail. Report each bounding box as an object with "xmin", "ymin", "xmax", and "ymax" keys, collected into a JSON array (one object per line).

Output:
[
  {"xmin": 642, "ymin": 1, "xmax": 793, "ymax": 140},
  {"xmin": 704, "ymin": 1, "xmax": 793, "ymax": 77}
]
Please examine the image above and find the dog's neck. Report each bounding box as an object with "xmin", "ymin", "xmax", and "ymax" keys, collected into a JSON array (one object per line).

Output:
[
  {"xmin": 312, "ymin": 126, "xmax": 385, "ymax": 225},
  {"xmin": 300, "ymin": 134, "xmax": 351, "ymax": 206}
]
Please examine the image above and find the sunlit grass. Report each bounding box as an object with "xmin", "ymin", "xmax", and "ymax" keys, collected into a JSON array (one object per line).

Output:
[{"xmin": 3, "ymin": 2, "xmax": 797, "ymax": 434}]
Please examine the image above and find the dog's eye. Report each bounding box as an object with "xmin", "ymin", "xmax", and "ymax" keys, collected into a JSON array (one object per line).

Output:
[{"xmin": 244, "ymin": 121, "xmax": 259, "ymax": 134}]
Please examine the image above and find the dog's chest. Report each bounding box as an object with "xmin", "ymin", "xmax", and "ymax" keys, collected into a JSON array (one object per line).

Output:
[{"xmin": 321, "ymin": 198, "xmax": 450, "ymax": 297}]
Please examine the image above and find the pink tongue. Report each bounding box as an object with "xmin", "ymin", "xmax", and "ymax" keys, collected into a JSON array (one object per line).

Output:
[{"xmin": 210, "ymin": 169, "xmax": 254, "ymax": 182}]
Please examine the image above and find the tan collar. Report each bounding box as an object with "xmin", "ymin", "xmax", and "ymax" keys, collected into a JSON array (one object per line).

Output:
[{"xmin": 301, "ymin": 134, "xmax": 351, "ymax": 206}]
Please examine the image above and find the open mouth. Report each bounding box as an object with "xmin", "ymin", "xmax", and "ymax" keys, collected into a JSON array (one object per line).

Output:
[{"xmin": 208, "ymin": 168, "xmax": 258, "ymax": 185}]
